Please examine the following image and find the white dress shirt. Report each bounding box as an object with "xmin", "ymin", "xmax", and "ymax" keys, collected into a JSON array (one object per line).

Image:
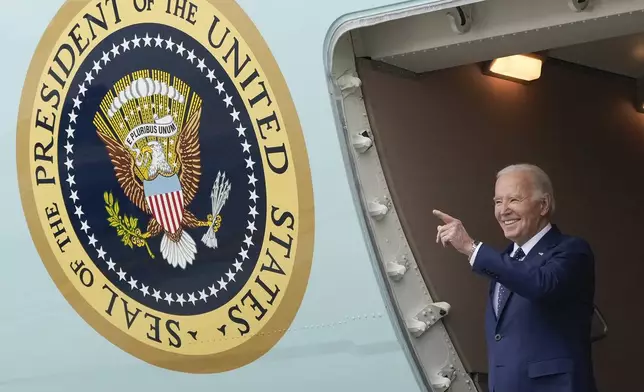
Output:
[{"xmin": 470, "ymin": 223, "xmax": 552, "ymax": 315}]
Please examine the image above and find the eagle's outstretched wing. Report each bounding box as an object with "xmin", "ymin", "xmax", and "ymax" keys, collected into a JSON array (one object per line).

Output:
[
  {"xmin": 176, "ymin": 106, "xmax": 202, "ymax": 206},
  {"xmin": 96, "ymin": 131, "xmax": 149, "ymax": 213}
]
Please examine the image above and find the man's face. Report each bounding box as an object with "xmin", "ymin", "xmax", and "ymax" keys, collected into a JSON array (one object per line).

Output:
[{"xmin": 494, "ymin": 171, "xmax": 549, "ymax": 245}]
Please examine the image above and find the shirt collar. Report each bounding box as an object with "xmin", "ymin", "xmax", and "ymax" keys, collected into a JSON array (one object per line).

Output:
[{"xmin": 513, "ymin": 223, "xmax": 552, "ymax": 257}]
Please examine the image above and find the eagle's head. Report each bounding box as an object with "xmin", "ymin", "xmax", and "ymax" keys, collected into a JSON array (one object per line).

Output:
[{"xmin": 141, "ymin": 141, "xmax": 173, "ymax": 178}]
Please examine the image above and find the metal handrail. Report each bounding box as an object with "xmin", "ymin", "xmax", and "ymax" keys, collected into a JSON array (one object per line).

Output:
[{"xmin": 591, "ymin": 305, "xmax": 608, "ymax": 343}]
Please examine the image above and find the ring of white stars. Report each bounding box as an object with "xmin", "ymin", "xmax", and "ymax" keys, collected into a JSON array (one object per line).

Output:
[{"xmin": 64, "ymin": 32, "xmax": 261, "ymax": 308}]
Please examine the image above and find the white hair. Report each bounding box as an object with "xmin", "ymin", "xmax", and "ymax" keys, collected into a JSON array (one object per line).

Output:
[{"xmin": 496, "ymin": 163, "xmax": 555, "ymax": 215}]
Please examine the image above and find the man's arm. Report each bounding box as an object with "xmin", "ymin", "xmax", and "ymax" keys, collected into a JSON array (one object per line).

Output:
[{"xmin": 470, "ymin": 239, "xmax": 593, "ymax": 300}]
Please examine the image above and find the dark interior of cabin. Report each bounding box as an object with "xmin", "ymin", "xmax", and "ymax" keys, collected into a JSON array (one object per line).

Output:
[{"xmin": 355, "ymin": 45, "xmax": 644, "ymax": 392}]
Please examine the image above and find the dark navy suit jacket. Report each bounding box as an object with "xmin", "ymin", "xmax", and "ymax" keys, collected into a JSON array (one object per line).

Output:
[{"xmin": 471, "ymin": 225, "xmax": 598, "ymax": 392}]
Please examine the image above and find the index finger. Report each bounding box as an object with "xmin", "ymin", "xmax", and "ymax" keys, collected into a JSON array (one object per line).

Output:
[{"xmin": 433, "ymin": 209, "xmax": 455, "ymax": 223}]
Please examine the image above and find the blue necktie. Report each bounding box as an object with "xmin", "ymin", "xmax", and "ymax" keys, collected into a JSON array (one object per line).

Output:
[{"xmin": 496, "ymin": 247, "xmax": 525, "ymax": 316}]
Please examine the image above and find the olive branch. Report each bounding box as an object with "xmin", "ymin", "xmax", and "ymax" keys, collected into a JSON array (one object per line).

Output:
[{"xmin": 104, "ymin": 191, "xmax": 155, "ymax": 259}]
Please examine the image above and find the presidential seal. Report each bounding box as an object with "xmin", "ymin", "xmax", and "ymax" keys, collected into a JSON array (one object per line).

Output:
[{"xmin": 16, "ymin": 0, "xmax": 314, "ymax": 373}]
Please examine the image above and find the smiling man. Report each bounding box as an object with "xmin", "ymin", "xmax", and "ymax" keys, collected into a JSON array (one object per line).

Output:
[{"xmin": 434, "ymin": 164, "xmax": 597, "ymax": 392}]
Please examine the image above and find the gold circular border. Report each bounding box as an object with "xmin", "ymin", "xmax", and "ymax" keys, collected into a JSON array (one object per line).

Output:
[{"xmin": 16, "ymin": 0, "xmax": 314, "ymax": 373}]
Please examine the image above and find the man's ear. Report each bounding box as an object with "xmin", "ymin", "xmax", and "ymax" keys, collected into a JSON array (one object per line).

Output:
[{"xmin": 540, "ymin": 194, "xmax": 552, "ymax": 216}]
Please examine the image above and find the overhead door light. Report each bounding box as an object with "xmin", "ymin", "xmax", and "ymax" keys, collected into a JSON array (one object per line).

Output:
[{"xmin": 484, "ymin": 54, "xmax": 543, "ymax": 83}]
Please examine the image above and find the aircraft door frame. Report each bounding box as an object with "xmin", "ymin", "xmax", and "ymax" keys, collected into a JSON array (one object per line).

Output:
[{"xmin": 324, "ymin": 1, "xmax": 486, "ymax": 391}]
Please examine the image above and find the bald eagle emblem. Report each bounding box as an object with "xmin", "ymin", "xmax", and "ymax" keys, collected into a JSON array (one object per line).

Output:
[{"xmin": 94, "ymin": 71, "xmax": 231, "ymax": 269}]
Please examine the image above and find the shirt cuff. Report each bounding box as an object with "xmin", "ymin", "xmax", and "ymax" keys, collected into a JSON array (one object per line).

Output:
[{"xmin": 469, "ymin": 242, "xmax": 482, "ymax": 266}]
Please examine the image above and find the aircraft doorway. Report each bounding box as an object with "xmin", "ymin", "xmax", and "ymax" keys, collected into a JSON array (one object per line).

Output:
[{"xmin": 327, "ymin": 1, "xmax": 644, "ymax": 391}]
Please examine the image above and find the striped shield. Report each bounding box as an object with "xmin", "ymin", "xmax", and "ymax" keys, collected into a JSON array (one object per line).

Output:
[{"xmin": 143, "ymin": 175, "xmax": 184, "ymax": 234}]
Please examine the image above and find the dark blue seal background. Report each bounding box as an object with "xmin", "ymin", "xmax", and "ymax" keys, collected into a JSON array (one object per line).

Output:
[{"xmin": 57, "ymin": 23, "xmax": 266, "ymax": 316}]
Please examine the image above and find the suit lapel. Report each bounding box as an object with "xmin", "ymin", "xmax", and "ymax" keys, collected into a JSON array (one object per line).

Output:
[
  {"xmin": 495, "ymin": 225, "xmax": 562, "ymax": 325},
  {"xmin": 523, "ymin": 225, "xmax": 562, "ymax": 263}
]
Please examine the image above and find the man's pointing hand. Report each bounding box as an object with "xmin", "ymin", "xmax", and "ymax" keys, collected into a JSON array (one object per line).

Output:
[{"xmin": 433, "ymin": 209, "xmax": 475, "ymax": 256}]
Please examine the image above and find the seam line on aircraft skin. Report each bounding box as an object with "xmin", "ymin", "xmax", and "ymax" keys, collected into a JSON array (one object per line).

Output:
[{"xmin": 185, "ymin": 313, "xmax": 386, "ymax": 344}]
